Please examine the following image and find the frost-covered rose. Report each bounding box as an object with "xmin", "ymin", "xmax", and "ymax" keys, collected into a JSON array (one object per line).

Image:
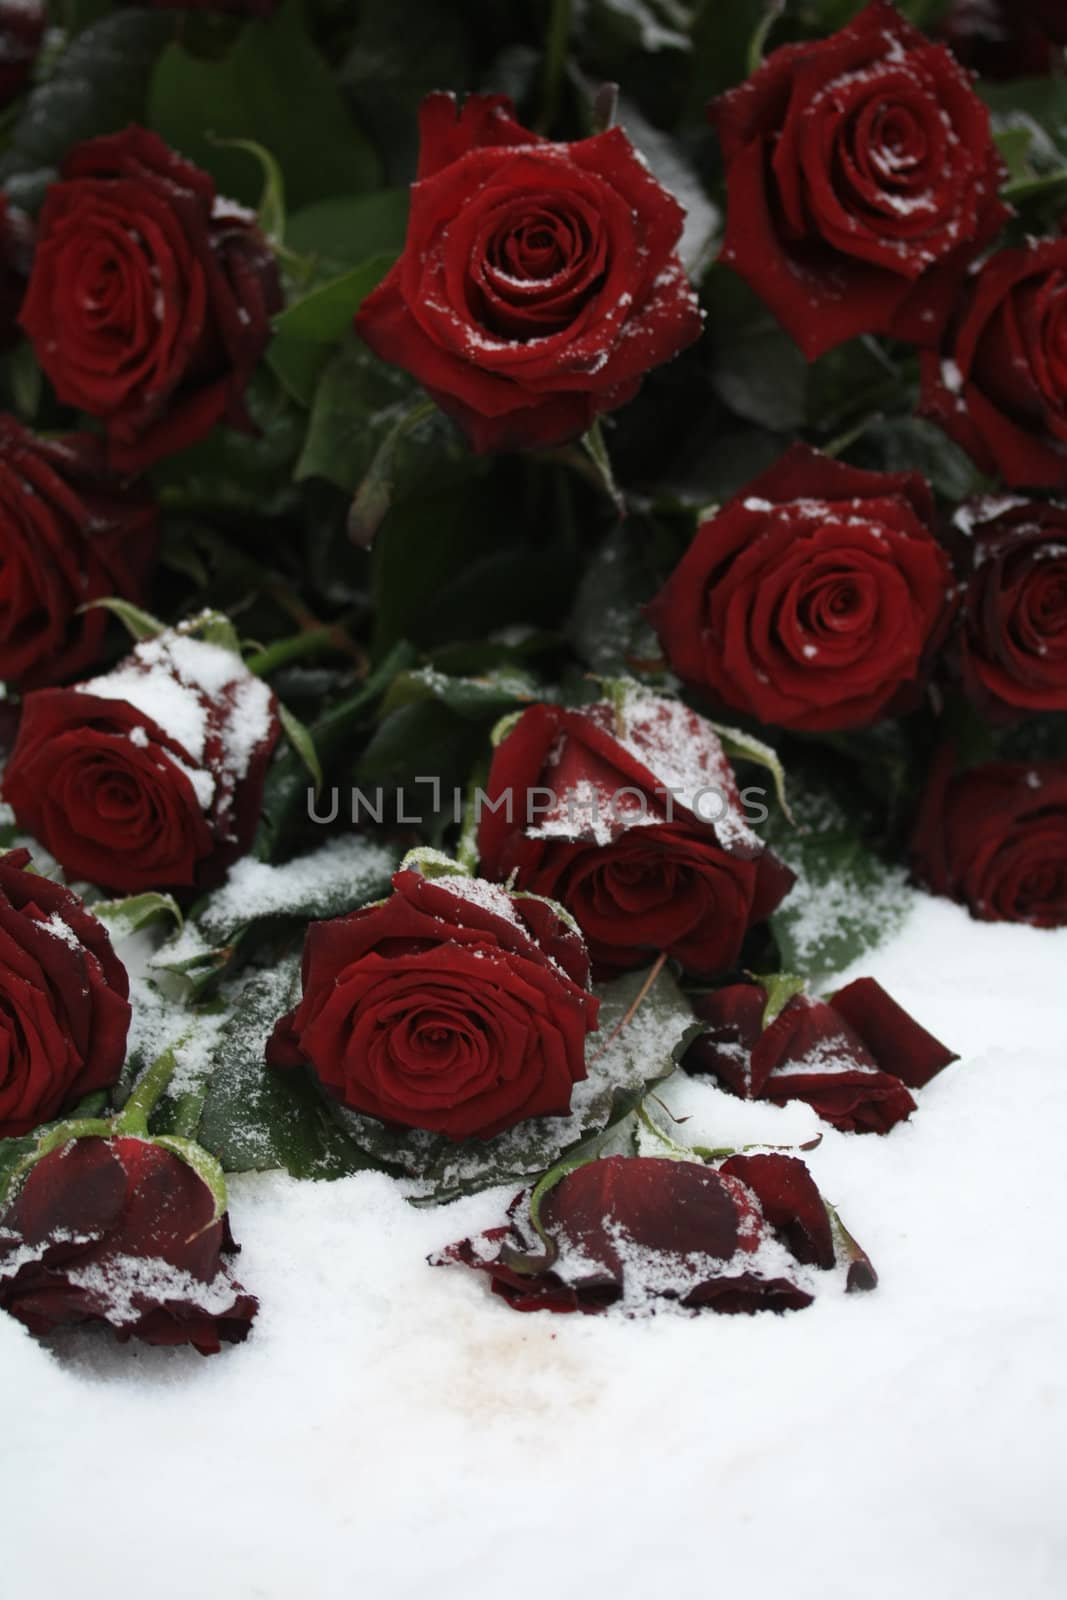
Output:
[
  {"xmin": 710, "ymin": 0, "xmax": 1008, "ymax": 358},
  {"xmin": 0, "ymin": 849, "xmax": 130, "ymax": 1138},
  {"xmin": 920, "ymin": 241, "xmax": 1067, "ymax": 490},
  {"xmin": 686, "ymin": 978, "xmax": 957, "ymax": 1134},
  {"xmin": 3, "ymin": 629, "xmax": 280, "ymax": 894},
  {"xmin": 647, "ymin": 445, "xmax": 955, "ymax": 732},
  {"xmin": 477, "ymin": 690, "xmax": 793, "ymax": 977},
  {"xmin": 432, "ymin": 1152, "xmax": 875, "ymax": 1314},
  {"xmin": 268, "ymin": 866, "xmax": 599, "ymax": 1141},
  {"xmin": 0, "ymin": 415, "xmax": 157, "ymax": 690},
  {"xmin": 912, "ymin": 750, "xmax": 1067, "ymax": 926},
  {"xmin": 355, "ymin": 92, "xmax": 703, "ymax": 452},
  {"xmin": 948, "ymin": 497, "xmax": 1067, "ymax": 716},
  {"xmin": 19, "ymin": 126, "xmax": 283, "ymax": 473},
  {"xmin": 0, "ymin": 1135, "xmax": 257, "ymax": 1354}
]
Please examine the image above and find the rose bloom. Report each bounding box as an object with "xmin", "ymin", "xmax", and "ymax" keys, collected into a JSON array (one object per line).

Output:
[
  {"xmin": 920, "ymin": 241, "xmax": 1067, "ymax": 491},
  {"xmin": 433, "ymin": 1152, "xmax": 875, "ymax": 1315},
  {"xmin": 912, "ymin": 750, "xmax": 1067, "ymax": 926},
  {"xmin": 0, "ymin": 849, "xmax": 130, "ymax": 1137},
  {"xmin": 268, "ymin": 866, "xmax": 599, "ymax": 1142},
  {"xmin": 0, "ymin": 0, "xmax": 43, "ymax": 108},
  {"xmin": 0, "ymin": 415, "xmax": 157, "ymax": 690},
  {"xmin": 477, "ymin": 690, "xmax": 793, "ymax": 978},
  {"xmin": 3, "ymin": 629, "xmax": 280, "ymax": 895},
  {"xmin": 710, "ymin": 0, "xmax": 1007, "ymax": 360},
  {"xmin": 948, "ymin": 497, "xmax": 1067, "ymax": 717},
  {"xmin": 0, "ymin": 1136, "xmax": 257, "ymax": 1354},
  {"xmin": 19, "ymin": 126, "xmax": 283, "ymax": 474},
  {"xmin": 647, "ymin": 444, "xmax": 955, "ymax": 733},
  {"xmin": 686, "ymin": 978, "xmax": 957, "ymax": 1135},
  {"xmin": 355, "ymin": 92, "xmax": 703, "ymax": 453}
]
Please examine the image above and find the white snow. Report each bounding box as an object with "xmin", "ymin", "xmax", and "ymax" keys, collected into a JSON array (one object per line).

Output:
[{"xmin": 1, "ymin": 889, "xmax": 1065, "ymax": 1599}]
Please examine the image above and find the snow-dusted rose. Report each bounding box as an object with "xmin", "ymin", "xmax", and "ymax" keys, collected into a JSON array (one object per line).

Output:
[
  {"xmin": 3, "ymin": 629, "xmax": 280, "ymax": 895},
  {"xmin": 0, "ymin": 849, "xmax": 130, "ymax": 1137},
  {"xmin": 647, "ymin": 445, "xmax": 955, "ymax": 733},
  {"xmin": 0, "ymin": 1135, "xmax": 257, "ymax": 1354},
  {"xmin": 433, "ymin": 1153, "xmax": 874, "ymax": 1314},
  {"xmin": 912, "ymin": 750, "xmax": 1067, "ymax": 926},
  {"xmin": 477, "ymin": 690, "xmax": 793, "ymax": 978},
  {"xmin": 355, "ymin": 92, "xmax": 703, "ymax": 453},
  {"xmin": 686, "ymin": 978, "xmax": 957, "ymax": 1135},
  {"xmin": 710, "ymin": 0, "xmax": 1008, "ymax": 359},
  {"xmin": 19, "ymin": 126, "xmax": 283, "ymax": 473},
  {"xmin": 268, "ymin": 866, "xmax": 599, "ymax": 1142},
  {"xmin": 0, "ymin": 415, "xmax": 157, "ymax": 690}
]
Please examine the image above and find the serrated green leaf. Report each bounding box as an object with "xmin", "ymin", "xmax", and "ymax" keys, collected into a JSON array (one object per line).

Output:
[{"xmin": 194, "ymin": 961, "xmax": 374, "ymax": 1177}]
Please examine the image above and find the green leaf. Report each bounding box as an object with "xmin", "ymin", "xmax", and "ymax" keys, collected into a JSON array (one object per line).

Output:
[
  {"xmin": 847, "ymin": 416, "xmax": 988, "ymax": 501},
  {"xmin": 762, "ymin": 780, "xmax": 912, "ymax": 982},
  {"xmin": 194, "ymin": 835, "xmax": 398, "ymax": 948},
  {"xmin": 707, "ymin": 721, "xmax": 793, "ymax": 824},
  {"xmin": 277, "ymin": 703, "xmax": 324, "ymax": 795},
  {"xmin": 193, "ymin": 961, "xmax": 374, "ymax": 1177},
  {"xmin": 147, "ymin": 0, "xmax": 380, "ymax": 211},
  {"xmin": 380, "ymin": 665, "xmax": 542, "ymax": 722},
  {"xmin": 0, "ymin": 13, "xmax": 176, "ymax": 200},
  {"xmin": 284, "ymin": 189, "xmax": 409, "ymax": 269},
  {"xmin": 332, "ymin": 962, "xmax": 699, "ymax": 1201},
  {"xmin": 92, "ymin": 892, "xmax": 184, "ymax": 941},
  {"xmin": 80, "ymin": 596, "xmax": 165, "ymax": 641},
  {"xmin": 211, "ymin": 135, "xmax": 286, "ymax": 242},
  {"xmin": 269, "ymin": 254, "xmax": 396, "ymax": 407}
]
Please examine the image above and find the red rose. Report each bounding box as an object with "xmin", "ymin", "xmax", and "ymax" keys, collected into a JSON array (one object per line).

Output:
[
  {"xmin": 19, "ymin": 125, "xmax": 283, "ymax": 474},
  {"xmin": 477, "ymin": 690, "xmax": 793, "ymax": 978},
  {"xmin": 0, "ymin": 1, "xmax": 43, "ymax": 108},
  {"xmin": 0, "ymin": 848, "xmax": 130, "ymax": 1137},
  {"xmin": 354, "ymin": 92, "xmax": 703, "ymax": 453},
  {"xmin": 0, "ymin": 1136, "xmax": 257, "ymax": 1354},
  {"xmin": 920, "ymin": 241, "xmax": 1067, "ymax": 490},
  {"xmin": 686, "ymin": 978, "xmax": 957, "ymax": 1134},
  {"xmin": 710, "ymin": 0, "xmax": 1008, "ymax": 360},
  {"xmin": 432, "ymin": 1152, "xmax": 872, "ymax": 1314},
  {"xmin": 3, "ymin": 629, "xmax": 280, "ymax": 895},
  {"xmin": 0, "ymin": 415, "xmax": 157, "ymax": 690},
  {"xmin": 268, "ymin": 866, "xmax": 599, "ymax": 1141},
  {"xmin": 948, "ymin": 496, "xmax": 1067, "ymax": 717},
  {"xmin": 912, "ymin": 749, "xmax": 1067, "ymax": 926},
  {"xmin": 647, "ymin": 444, "xmax": 955, "ymax": 733}
]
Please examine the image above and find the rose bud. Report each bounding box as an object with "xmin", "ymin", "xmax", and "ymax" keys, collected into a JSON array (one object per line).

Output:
[
  {"xmin": 686, "ymin": 978, "xmax": 957, "ymax": 1134},
  {"xmin": 476, "ymin": 690, "xmax": 793, "ymax": 978},
  {"xmin": 19, "ymin": 125, "xmax": 283, "ymax": 474},
  {"xmin": 912, "ymin": 749, "xmax": 1067, "ymax": 926},
  {"xmin": 0, "ymin": 1, "xmax": 43, "ymax": 109},
  {"xmin": 920, "ymin": 241, "xmax": 1067, "ymax": 492},
  {"xmin": 647, "ymin": 444, "xmax": 955, "ymax": 733},
  {"xmin": 2, "ymin": 627, "xmax": 280, "ymax": 896},
  {"xmin": 431, "ymin": 1152, "xmax": 872, "ymax": 1314},
  {"xmin": 354, "ymin": 92, "xmax": 703, "ymax": 454},
  {"xmin": 0, "ymin": 1135, "xmax": 257, "ymax": 1354},
  {"xmin": 0, "ymin": 416, "xmax": 158, "ymax": 690},
  {"xmin": 709, "ymin": 0, "xmax": 1008, "ymax": 361},
  {"xmin": 0, "ymin": 848, "xmax": 130, "ymax": 1137},
  {"xmin": 948, "ymin": 497, "xmax": 1067, "ymax": 718},
  {"xmin": 268, "ymin": 865, "xmax": 599, "ymax": 1142},
  {"xmin": 939, "ymin": 0, "xmax": 1067, "ymax": 80}
]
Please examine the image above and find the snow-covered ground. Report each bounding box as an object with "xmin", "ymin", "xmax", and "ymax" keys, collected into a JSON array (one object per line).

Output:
[{"xmin": 4, "ymin": 891, "xmax": 1066, "ymax": 1600}]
